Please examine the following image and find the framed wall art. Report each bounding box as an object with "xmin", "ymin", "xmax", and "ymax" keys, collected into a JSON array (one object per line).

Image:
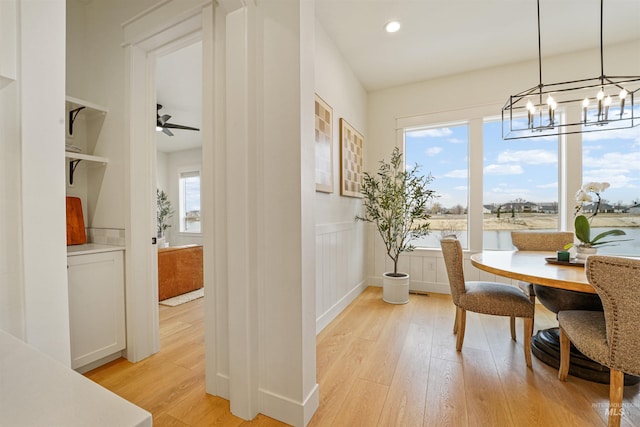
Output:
[
  {"xmin": 314, "ymin": 94, "xmax": 333, "ymax": 193},
  {"xmin": 339, "ymin": 118, "xmax": 364, "ymax": 198}
]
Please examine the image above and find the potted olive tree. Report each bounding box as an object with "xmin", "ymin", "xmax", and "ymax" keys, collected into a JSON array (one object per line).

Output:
[
  {"xmin": 356, "ymin": 147, "xmax": 437, "ymax": 304},
  {"xmin": 157, "ymin": 188, "xmax": 174, "ymax": 247}
]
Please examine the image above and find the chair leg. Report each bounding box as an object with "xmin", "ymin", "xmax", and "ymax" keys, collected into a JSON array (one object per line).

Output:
[
  {"xmin": 453, "ymin": 306, "xmax": 459, "ymax": 334},
  {"xmin": 510, "ymin": 317, "xmax": 516, "ymax": 341},
  {"xmin": 523, "ymin": 317, "xmax": 533, "ymax": 368},
  {"xmin": 456, "ymin": 308, "xmax": 466, "ymax": 352},
  {"xmin": 608, "ymin": 369, "xmax": 624, "ymax": 427},
  {"xmin": 558, "ymin": 327, "xmax": 570, "ymax": 381}
]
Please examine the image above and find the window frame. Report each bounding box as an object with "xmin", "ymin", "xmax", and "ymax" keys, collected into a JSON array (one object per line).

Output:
[
  {"xmin": 397, "ymin": 104, "xmax": 576, "ymax": 252},
  {"xmin": 177, "ymin": 167, "xmax": 202, "ymax": 235}
]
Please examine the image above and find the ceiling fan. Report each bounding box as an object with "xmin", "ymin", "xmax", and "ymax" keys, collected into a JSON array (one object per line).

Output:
[{"xmin": 156, "ymin": 104, "xmax": 200, "ymax": 136}]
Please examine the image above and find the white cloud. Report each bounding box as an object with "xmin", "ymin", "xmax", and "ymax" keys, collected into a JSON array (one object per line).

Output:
[
  {"xmin": 444, "ymin": 169, "xmax": 468, "ymax": 178},
  {"xmin": 582, "ymin": 170, "xmax": 637, "ymax": 190},
  {"xmin": 408, "ymin": 128, "xmax": 453, "ymax": 138},
  {"xmin": 582, "ymin": 127, "xmax": 640, "ymax": 143},
  {"xmin": 583, "ymin": 151, "xmax": 640, "ymax": 171},
  {"xmin": 425, "ymin": 146, "xmax": 443, "ymax": 156},
  {"xmin": 484, "ymin": 164, "xmax": 524, "ymax": 175},
  {"xmin": 496, "ymin": 149, "xmax": 557, "ymax": 165}
]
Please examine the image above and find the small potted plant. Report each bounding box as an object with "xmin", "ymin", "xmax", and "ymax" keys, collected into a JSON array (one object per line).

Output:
[
  {"xmin": 356, "ymin": 147, "xmax": 438, "ymax": 304},
  {"xmin": 565, "ymin": 182, "xmax": 629, "ymax": 260},
  {"xmin": 157, "ymin": 188, "xmax": 174, "ymax": 247}
]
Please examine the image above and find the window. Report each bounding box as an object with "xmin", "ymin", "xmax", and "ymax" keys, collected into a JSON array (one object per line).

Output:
[
  {"xmin": 179, "ymin": 170, "xmax": 201, "ymax": 233},
  {"xmin": 483, "ymin": 120, "xmax": 559, "ymax": 249},
  {"xmin": 405, "ymin": 123, "xmax": 469, "ymax": 248},
  {"xmin": 582, "ymin": 127, "xmax": 640, "ymax": 256}
]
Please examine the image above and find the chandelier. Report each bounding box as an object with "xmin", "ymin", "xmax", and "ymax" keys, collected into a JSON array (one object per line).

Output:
[{"xmin": 502, "ymin": 0, "xmax": 640, "ymax": 140}]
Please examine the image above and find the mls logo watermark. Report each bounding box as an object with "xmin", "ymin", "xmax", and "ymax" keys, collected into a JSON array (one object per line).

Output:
[
  {"xmin": 606, "ymin": 406, "xmax": 625, "ymax": 417},
  {"xmin": 592, "ymin": 402, "xmax": 636, "ymax": 417}
]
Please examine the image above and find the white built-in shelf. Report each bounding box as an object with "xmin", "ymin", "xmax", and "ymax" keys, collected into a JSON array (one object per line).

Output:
[
  {"xmin": 65, "ymin": 96, "xmax": 108, "ymax": 116},
  {"xmin": 65, "ymin": 152, "xmax": 109, "ymax": 165}
]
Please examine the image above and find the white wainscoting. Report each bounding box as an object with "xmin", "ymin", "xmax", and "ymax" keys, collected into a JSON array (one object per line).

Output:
[
  {"xmin": 315, "ymin": 222, "xmax": 367, "ymax": 334},
  {"xmin": 366, "ymin": 226, "xmax": 514, "ymax": 295}
]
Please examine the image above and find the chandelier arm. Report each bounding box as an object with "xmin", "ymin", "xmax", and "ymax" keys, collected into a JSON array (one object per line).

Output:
[
  {"xmin": 600, "ymin": 0, "xmax": 604, "ymax": 79},
  {"xmin": 536, "ymin": 0, "xmax": 543, "ymax": 102}
]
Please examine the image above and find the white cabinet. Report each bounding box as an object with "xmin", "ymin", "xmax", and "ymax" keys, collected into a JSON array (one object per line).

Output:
[{"xmin": 67, "ymin": 249, "xmax": 125, "ymax": 370}]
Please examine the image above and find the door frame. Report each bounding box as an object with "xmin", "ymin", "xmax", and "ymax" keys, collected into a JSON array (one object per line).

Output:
[{"xmin": 121, "ymin": 1, "xmax": 214, "ymax": 366}]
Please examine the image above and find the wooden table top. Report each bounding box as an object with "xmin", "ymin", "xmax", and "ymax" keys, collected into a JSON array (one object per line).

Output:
[{"xmin": 470, "ymin": 250, "xmax": 595, "ymax": 294}]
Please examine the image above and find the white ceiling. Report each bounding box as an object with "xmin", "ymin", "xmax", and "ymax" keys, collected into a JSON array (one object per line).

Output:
[
  {"xmin": 155, "ymin": 41, "xmax": 202, "ymax": 153},
  {"xmin": 316, "ymin": 0, "xmax": 640, "ymax": 91},
  {"xmin": 152, "ymin": 1, "xmax": 640, "ymax": 153}
]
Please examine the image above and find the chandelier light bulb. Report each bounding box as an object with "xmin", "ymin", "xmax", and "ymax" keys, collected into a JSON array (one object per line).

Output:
[
  {"xmin": 582, "ymin": 98, "xmax": 590, "ymax": 123},
  {"xmin": 546, "ymin": 95, "xmax": 555, "ymax": 106},
  {"xmin": 384, "ymin": 21, "xmax": 401, "ymax": 33},
  {"xmin": 597, "ymin": 90, "xmax": 605, "ymax": 100},
  {"xmin": 604, "ymin": 96, "xmax": 612, "ymax": 106},
  {"xmin": 526, "ymin": 100, "xmax": 534, "ymax": 112},
  {"xmin": 619, "ymin": 89, "xmax": 628, "ymax": 117}
]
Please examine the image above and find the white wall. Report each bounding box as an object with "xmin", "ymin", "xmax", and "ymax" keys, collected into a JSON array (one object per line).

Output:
[
  {"xmin": 313, "ymin": 21, "xmax": 368, "ymax": 333},
  {"xmin": 156, "ymin": 150, "xmax": 168, "ymax": 191},
  {"xmin": 67, "ymin": 0, "xmax": 158, "ymax": 230},
  {"xmin": 366, "ymin": 39, "xmax": 640, "ymax": 293}
]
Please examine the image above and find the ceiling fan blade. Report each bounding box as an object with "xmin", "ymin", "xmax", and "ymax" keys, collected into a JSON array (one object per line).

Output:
[
  {"xmin": 163, "ymin": 123, "xmax": 200, "ymax": 131},
  {"xmin": 159, "ymin": 114, "xmax": 171, "ymax": 125},
  {"xmin": 162, "ymin": 127, "xmax": 174, "ymax": 136}
]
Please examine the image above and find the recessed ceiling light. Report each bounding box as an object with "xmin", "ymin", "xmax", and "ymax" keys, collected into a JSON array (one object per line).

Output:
[{"xmin": 384, "ymin": 21, "xmax": 401, "ymax": 33}]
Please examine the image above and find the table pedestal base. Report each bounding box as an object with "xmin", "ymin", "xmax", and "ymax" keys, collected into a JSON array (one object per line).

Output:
[{"xmin": 531, "ymin": 327, "xmax": 640, "ymax": 385}]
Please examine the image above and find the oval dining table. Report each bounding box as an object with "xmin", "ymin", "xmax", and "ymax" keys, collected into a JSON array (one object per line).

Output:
[{"xmin": 470, "ymin": 250, "xmax": 638, "ymax": 385}]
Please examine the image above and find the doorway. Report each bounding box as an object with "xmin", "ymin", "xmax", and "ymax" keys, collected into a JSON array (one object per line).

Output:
[
  {"xmin": 155, "ymin": 40, "xmax": 205, "ymax": 318},
  {"xmin": 121, "ymin": 6, "xmax": 215, "ymax": 374}
]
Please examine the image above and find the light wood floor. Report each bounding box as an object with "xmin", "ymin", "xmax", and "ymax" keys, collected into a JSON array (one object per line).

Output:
[{"xmin": 85, "ymin": 287, "xmax": 640, "ymax": 426}]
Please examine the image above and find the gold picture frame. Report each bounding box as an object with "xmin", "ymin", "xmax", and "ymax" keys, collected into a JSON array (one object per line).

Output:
[
  {"xmin": 315, "ymin": 94, "xmax": 333, "ymax": 193},
  {"xmin": 339, "ymin": 118, "xmax": 364, "ymax": 198}
]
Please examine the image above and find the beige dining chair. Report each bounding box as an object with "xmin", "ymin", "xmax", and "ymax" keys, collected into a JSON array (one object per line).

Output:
[
  {"xmin": 558, "ymin": 256, "xmax": 640, "ymax": 427},
  {"xmin": 510, "ymin": 231, "xmax": 574, "ymax": 334},
  {"xmin": 440, "ymin": 237, "xmax": 535, "ymax": 368}
]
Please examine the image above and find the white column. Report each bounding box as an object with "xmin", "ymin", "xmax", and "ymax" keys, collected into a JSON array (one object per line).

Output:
[
  {"xmin": 223, "ymin": 1, "xmax": 318, "ymax": 424},
  {"xmin": 19, "ymin": 0, "xmax": 71, "ymax": 364}
]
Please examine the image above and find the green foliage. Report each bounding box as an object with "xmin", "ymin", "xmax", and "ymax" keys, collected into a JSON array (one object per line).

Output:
[
  {"xmin": 355, "ymin": 147, "xmax": 438, "ymax": 275},
  {"xmin": 567, "ymin": 214, "xmax": 629, "ymax": 248},
  {"xmin": 157, "ymin": 188, "xmax": 174, "ymax": 237}
]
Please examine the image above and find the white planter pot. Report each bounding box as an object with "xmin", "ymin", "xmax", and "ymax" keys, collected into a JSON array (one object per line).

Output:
[
  {"xmin": 576, "ymin": 245, "xmax": 597, "ymax": 261},
  {"xmin": 382, "ymin": 272, "xmax": 410, "ymax": 304}
]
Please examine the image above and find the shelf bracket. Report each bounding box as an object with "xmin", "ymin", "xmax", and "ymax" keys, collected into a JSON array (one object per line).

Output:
[
  {"xmin": 68, "ymin": 106, "xmax": 86, "ymax": 136},
  {"xmin": 69, "ymin": 159, "xmax": 82, "ymax": 185}
]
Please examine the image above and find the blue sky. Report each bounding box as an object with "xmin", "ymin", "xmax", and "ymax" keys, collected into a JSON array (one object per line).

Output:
[{"xmin": 405, "ymin": 122, "xmax": 640, "ymax": 209}]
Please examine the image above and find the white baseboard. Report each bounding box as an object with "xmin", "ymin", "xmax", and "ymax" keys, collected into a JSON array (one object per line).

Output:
[
  {"xmin": 259, "ymin": 383, "xmax": 319, "ymax": 427},
  {"xmin": 316, "ymin": 280, "xmax": 368, "ymax": 334},
  {"xmin": 206, "ymin": 372, "xmax": 230, "ymax": 400},
  {"xmin": 74, "ymin": 351, "xmax": 123, "ymax": 374},
  {"xmin": 367, "ymin": 276, "xmax": 451, "ymax": 295}
]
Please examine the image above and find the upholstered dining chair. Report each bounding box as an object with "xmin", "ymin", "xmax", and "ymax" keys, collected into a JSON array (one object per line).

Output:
[
  {"xmin": 510, "ymin": 231, "xmax": 575, "ymax": 301},
  {"xmin": 440, "ymin": 237, "xmax": 535, "ymax": 368},
  {"xmin": 558, "ymin": 256, "xmax": 640, "ymax": 427},
  {"xmin": 510, "ymin": 231, "xmax": 574, "ymax": 334}
]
